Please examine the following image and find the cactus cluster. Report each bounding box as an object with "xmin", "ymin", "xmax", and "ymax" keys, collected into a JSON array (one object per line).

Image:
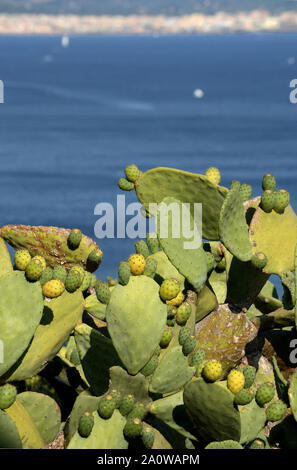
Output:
[{"xmin": 1, "ymin": 165, "xmax": 297, "ymax": 450}]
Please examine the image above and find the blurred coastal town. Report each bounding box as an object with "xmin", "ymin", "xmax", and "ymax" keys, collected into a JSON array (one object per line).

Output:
[{"xmin": 0, "ymin": 10, "xmax": 297, "ymax": 34}]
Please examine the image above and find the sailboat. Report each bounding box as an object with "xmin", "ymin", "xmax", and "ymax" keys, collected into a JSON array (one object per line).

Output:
[{"xmin": 61, "ymin": 35, "xmax": 70, "ymax": 48}]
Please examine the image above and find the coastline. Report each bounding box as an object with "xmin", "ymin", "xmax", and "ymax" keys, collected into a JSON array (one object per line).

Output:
[{"xmin": 0, "ymin": 10, "xmax": 297, "ymax": 35}]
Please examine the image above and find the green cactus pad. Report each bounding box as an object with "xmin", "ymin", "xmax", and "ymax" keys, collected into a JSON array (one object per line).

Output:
[
  {"xmin": 148, "ymin": 251, "xmax": 185, "ymax": 289},
  {"xmin": 255, "ymin": 281, "xmax": 282, "ymax": 314},
  {"xmin": 1, "ymin": 225, "xmax": 102, "ymax": 272},
  {"xmin": 249, "ymin": 204, "xmax": 297, "ymax": 274},
  {"xmin": 239, "ymin": 399, "xmax": 266, "ymax": 444},
  {"xmin": 106, "ymin": 276, "xmax": 167, "ymax": 374},
  {"xmin": 226, "ymin": 257, "xmax": 269, "ymax": 311},
  {"xmin": 195, "ymin": 283, "xmax": 218, "ymax": 323},
  {"xmin": 0, "ymin": 409, "xmax": 22, "ymax": 448},
  {"xmin": 149, "ymin": 346, "xmax": 196, "ymax": 394},
  {"xmin": 183, "ymin": 379, "xmax": 241, "ymax": 443},
  {"xmin": 219, "ymin": 185, "xmax": 252, "ymax": 262},
  {"xmin": 0, "ymin": 271, "xmax": 44, "ymax": 378},
  {"xmin": 0, "ymin": 238, "xmax": 13, "ymax": 278},
  {"xmin": 272, "ymin": 356, "xmax": 289, "ymax": 405},
  {"xmin": 208, "ymin": 268, "xmax": 227, "ymax": 304},
  {"xmin": 6, "ymin": 399, "xmax": 45, "ymax": 449},
  {"xmin": 74, "ymin": 324, "xmax": 122, "ymax": 396},
  {"xmin": 195, "ymin": 305, "xmax": 257, "ymax": 375},
  {"xmin": 65, "ymin": 392, "xmax": 100, "ymax": 445},
  {"xmin": 135, "ymin": 167, "xmax": 228, "ymax": 240},
  {"xmin": 288, "ymin": 369, "xmax": 297, "ymax": 422},
  {"xmin": 150, "ymin": 391, "xmax": 197, "ymax": 441},
  {"xmin": 6, "ymin": 290, "xmax": 84, "ymax": 381},
  {"xmin": 84, "ymin": 293, "xmax": 106, "ymax": 321},
  {"xmin": 17, "ymin": 392, "xmax": 61, "ymax": 444},
  {"xmin": 109, "ymin": 366, "xmax": 151, "ymax": 408},
  {"xmin": 156, "ymin": 197, "xmax": 207, "ymax": 292},
  {"xmin": 67, "ymin": 410, "xmax": 128, "ymax": 449}
]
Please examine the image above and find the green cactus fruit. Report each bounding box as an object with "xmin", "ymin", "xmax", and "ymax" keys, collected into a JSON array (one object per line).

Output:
[
  {"xmin": 178, "ymin": 327, "xmax": 191, "ymax": 346},
  {"xmin": 109, "ymin": 389, "xmax": 122, "ymax": 408},
  {"xmin": 86, "ymin": 248, "xmax": 103, "ymax": 272},
  {"xmin": 239, "ymin": 184, "xmax": 252, "ymax": 202},
  {"xmin": 274, "ymin": 189, "xmax": 290, "ymax": 214},
  {"xmin": 0, "ymin": 384, "xmax": 17, "ymax": 410},
  {"xmin": 135, "ymin": 240, "xmax": 149, "ymax": 259},
  {"xmin": 95, "ymin": 281, "xmax": 111, "ymax": 304},
  {"xmin": 255, "ymin": 383, "xmax": 275, "ymax": 407},
  {"xmin": 70, "ymin": 265, "xmax": 85, "ymax": 284},
  {"xmin": 125, "ymin": 164, "xmax": 141, "ymax": 183},
  {"xmin": 128, "ymin": 402, "xmax": 147, "ymax": 420},
  {"xmin": 65, "ymin": 271, "xmax": 81, "ymax": 293},
  {"xmin": 42, "ymin": 279, "xmax": 65, "ymax": 298},
  {"xmin": 67, "ymin": 229, "xmax": 82, "ymax": 250},
  {"xmin": 262, "ymin": 173, "xmax": 276, "ymax": 192},
  {"xmin": 25, "ymin": 258, "xmax": 44, "ymax": 281},
  {"xmin": 159, "ymin": 278, "xmax": 180, "ymax": 301},
  {"xmin": 182, "ymin": 336, "xmax": 196, "ymax": 356},
  {"xmin": 14, "ymin": 248, "xmax": 31, "ymax": 271},
  {"xmin": 118, "ymin": 261, "xmax": 131, "ymax": 286},
  {"xmin": 265, "ymin": 400, "xmax": 287, "ymax": 422},
  {"xmin": 141, "ymin": 427, "xmax": 155, "ymax": 449},
  {"xmin": 39, "ymin": 266, "xmax": 53, "ymax": 287},
  {"xmin": 175, "ymin": 302, "xmax": 191, "ymax": 326},
  {"xmin": 52, "ymin": 266, "xmax": 67, "ymax": 283},
  {"xmin": 119, "ymin": 394, "xmax": 135, "ymax": 417},
  {"xmin": 167, "ymin": 317, "xmax": 175, "ymax": 327},
  {"xmin": 143, "ymin": 258, "xmax": 157, "ymax": 278},
  {"xmin": 191, "ymin": 348, "xmax": 206, "ymax": 367},
  {"xmin": 202, "ymin": 360, "xmax": 222, "ymax": 382},
  {"xmin": 233, "ymin": 389, "xmax": 254, "ymax": 405},
  {"xmin": 248, "ymin": 439, "xmax": 265, "ymax": 449},
  {"xmin": 78, "ymin": 412, "xmax": 94, "ymax": 438},
  {"xmin": 205, "ymin": 440, "xmax": 243, "ymax": 449},
  {"xmin": 140, "ymin": 355, "xmax": 159, "ymax": 377},
  {"xmin": 206, "ymin": 252, "xmax": 215, "ymax": 272},
  {"xmin": 260, "ymin": 190, "xmax": 275, "ymax": 213},
  {"xmin": 243, "ymin": 366, "xmax": 257, "ymax": 388},
  {"xmin": 70, "ymin": 349, "xmax": 80, "ymax": 366},
  {"xmin": 90, "ymin": 273, "xmax": 97, "ymax": 287},
  {"xmin": 98, "ymin": 395, "xmax": 117, "ymax": 419},
  {"xmin": 195, "ymin": 360, "xmax": 207, "ymax": 378},
  {"xmin": 123, "ymin": 417, "xmax": 143, "ymax": 439},
  {"xmin": 32, "ymin": 255, "xmax": 46, "ymax": 270},
  {"xmin": 205, "ymin": 167, "xmax": 221, "ymax": 185},
  {"xmin": 159, "ymin": 328, "xmax": 172, "ymax": 348},
  {"xmin": 230, "ymin": 180, "xmax": 241, "ymax": 190},
  {"xmin": 80, "ymin": 271, "xmax": 92, "ymax": 291},
  {"xmin": 251, "ymin": 252, "xmax": 268, "ymax": 270},
  {"xmin": 146, "ymin": 233, "xmax": 159, "ymax": 254},
  {"xmin": 118, "ymin": 177, "xmax": 134, "ymax": 191}
]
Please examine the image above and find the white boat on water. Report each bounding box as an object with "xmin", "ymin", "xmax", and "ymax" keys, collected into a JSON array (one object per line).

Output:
[
  {"xmin": 61, "ymin": 35, "xmax": 70, "ymax": 48},
  {"xmin": 193, "ymin": 88, "xmax": 204, "ymax": 99}
]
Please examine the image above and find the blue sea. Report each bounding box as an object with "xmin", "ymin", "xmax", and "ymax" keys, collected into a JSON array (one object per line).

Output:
[{"xmin": 0, "ymin": 34, "xmax": 296, "ymax": 281}]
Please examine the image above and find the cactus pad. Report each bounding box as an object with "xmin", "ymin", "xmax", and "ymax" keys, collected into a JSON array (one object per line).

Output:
[
  {"xmin": 219, "ymin": 185, "xmax": 252, "ymax": 262},
  {"xmin": 248, "ymin": 205, "xmax": 297, "ymax": 274},
  {"xmin": 106, "ymin": 276, "xmax": 167, "ymax": 374},
  {"xmin": 135, "ymin": 167, "xmax": 228, "ymax": 240},
  {"xmin": 1, "ymin": 225, "xmax": 102, "ymax": 271}
]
